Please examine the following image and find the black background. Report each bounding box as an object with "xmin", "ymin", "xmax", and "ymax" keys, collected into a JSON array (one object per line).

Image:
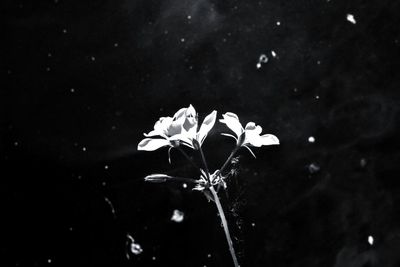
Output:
[{"xmin": 3, "ymin": 0, "xmax": 400, "ymax": 266}]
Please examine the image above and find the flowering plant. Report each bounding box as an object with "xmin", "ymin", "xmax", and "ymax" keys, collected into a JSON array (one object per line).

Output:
[{"xmin": 138, "ymin": 105, "xmax": 279, "ymax": 267}]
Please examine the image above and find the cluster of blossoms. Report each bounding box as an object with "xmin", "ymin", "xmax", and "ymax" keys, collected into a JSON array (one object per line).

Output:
[
  {"xmin": 138, "ymin": 104, "xmax": 279, "ymax": 267},
  {"xmin": 138, "ymin": 104, "xmax": 279, "ymax": 190}
]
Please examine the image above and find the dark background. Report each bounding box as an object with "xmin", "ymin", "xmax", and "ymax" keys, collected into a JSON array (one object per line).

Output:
[{"xmin": 3, "ymin": 0, "xmax": 400, "ymax": 266}]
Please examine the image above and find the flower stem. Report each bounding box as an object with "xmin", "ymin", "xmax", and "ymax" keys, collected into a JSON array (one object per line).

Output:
[
  {"xmin": 198, "ymin": 145, "xmax": 211, "ymax": 183},
  {"xmin": 218, "ymin": 146, "xmax": 239, "ymax": 176},
  {"xmin": 210, "ymin": 186, "xmax": 239, "ymax": 267}
]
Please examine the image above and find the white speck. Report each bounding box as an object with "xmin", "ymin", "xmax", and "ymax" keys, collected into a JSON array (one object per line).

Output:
[
  {"xmin": 91, "ymin": 56, "xmax": 96, "ymax": 61},
  {"xmin": 187, "ymin": 15, "xmax": 192, "ymax": 20},
  {"xmin": 315, "ymin": 95, "xmax": 320, "ymax": 99},
  {"xmin": 257, "ymin": 54, "xmax": 268, "ymax": 69},
  {"xmin": 114, "ymin": 43, "xmax": 119, "ymax": 47},
  {"xmin": 70, "ymin": 88, "xmax": 75, "ymax": 93},
  {"xmin": 251, "ymin": 222, "xmax": 256, "ymax": 227},
  {"xmin": 308, "ymin": 136, "xmax": 315, "ymax": 143},
  {"xmin": 171, "ymin": 209, "xmax": 184, "ymax": 223},
  {"xmin": 360, "ymin": 158, "xmax": 367, "ymax": 167},
  {"xmin": 77, "ymin": 175, "xmax": 82, "ymax": 180},
  {"xmin": 346, "ymin": 14, "xmax": 356, "ymax": 24},
  {"xmin": 180, "ymin": 38, "xmax": 185, "ymax": 42},
  {"xmin": 271, "ymin": 50, "xmax": 277, "ymax": 57},
  {"xmin": 82, "ymin": 147, "xmax": 87, "ymax": 151},
  {"xmin": 46, "ymin": 67, "xmax": 51, "ymax": 72},
  {"xmin": 111, "ymin": 125, "xmax": 117, "ymax": 130},
  {"xmin": 182, "ymin": 183, "xmax": 187, "ymax": 188},
  {"xmin": 48, "ymin": 53, "xmax": 52, "ymax": 57},
  {"xmin": 69, "ymin": 227, "xmax": 73, "ymax": 231},
  {"xmin": 276, "ymin": 21, "xmax": 281, "ymax": 26},
  {"xmin": 104, "ymin": 165, "xmax": 109, "ymax": 170},
  {"xmin": 308, "ymin": 163, "xmax": 320, "ymax": 174},
  {"xmin": 164, "ymin": 30, "xmax": 169, "ymax": 35},
  {"xmin": 47, "ymin": 259, "xmax": 52, "ymax": 264},
  {"xmin": 14, "ymin": 141, "xmax": 19, "ymax": 146},
  {"xmin": 368, "ymin": 235, "xmax": 374, "ymax": 245},
  {"xmin": 102, "ymin": 181, "xmax": 107, "ymax": 186},
  {"xmin": 259, "ymin": 54, "xmax": 268, "ymax": 63},
  {"xmin": 152, "ymin": 256, "xmax": 156, "ymax": 260},
  {"xmin": 104, "ymin": 197, "xmax": 116, "ymax": 217},
  {"xmin": 126, "ymin": 234, "xmax": 143, "ymax": 256},
  {"xmin": 317, "ymin": 60, "xmax": 321, "ymax": 65},
  {"xmin": 207, "ymin": 254, "xmax": 212, "ymax": 258},
  {"xmin": 62, "ymin": 29, "xmax": 67, "ymax": 34}
]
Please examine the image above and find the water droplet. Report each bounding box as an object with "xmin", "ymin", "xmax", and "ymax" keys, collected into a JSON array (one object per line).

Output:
[
  {"xmin": 126, "ymin": 234, "xmax": 143, "ymax": 255},
  {"xmin": 307, "ymin": 163, "xmax": 320, "ymax": 174},
  {"xmin": 171, "ymin": 209, "xmax": 184, "ymax": 223},
  {"xmin": 182, "ymin": 183, "xmax": 187, "ymax": 188},
  {"xmin": 346, "ymin": 14, "xmax": 356, "ymax": 24},
  {"xmin": 276, "ymin": 21, "xmax": 281, "ymax": 26},
  {"xmin": 308, "ymin": 136, "xmax": 315, "ymax": 143},
  {"xmin": 368, "ymin": 235, "xmax": 374, "ymax": 245},
  {"xmin": 259, "ymin": 54, "xmax": 268, "ymax": 63},
  {"xmin": 360, "ymin": 158, "xmax": 367, "ymax": 168}
]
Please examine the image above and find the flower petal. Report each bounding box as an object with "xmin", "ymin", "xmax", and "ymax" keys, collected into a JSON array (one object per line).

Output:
[
  {"xmin": 245, "ymin": 122, "xmax": 262, "ymax": 135},
  {"xmin": 144, "ymin": 117, "xmax": 173, "ymax": 137},
  {"xmin": 137, "ymin": 138, "xmax": 170, "ymax": 151},
  {"xmin": 143, "ymin": 130, "xmax": 160, "ymax": 137},
  {"xmin": 169, "ymin": 133, "xmax": 194, "ymax": 149},
  {"xmin": 219, "ymin": 112, "xmax": 244, "ymax": 138},
  {"xmin": 197, "ymin": 110, "xmax": 217, "ymax": 144},
  {"xmin": 244, "ymin": 131, "xmax": 264, "ymax": 147},
  {"xmin": 173, "ymin": 107, "xmax": 187, "ymax": 120},
  {"xmin": 260, "ymin": 134, "xmax": 280, "ymax": 146}
]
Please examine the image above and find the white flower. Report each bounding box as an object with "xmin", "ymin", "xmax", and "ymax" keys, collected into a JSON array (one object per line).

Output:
[
  {"xmin": 137, "ymin": 105, "xmax": 217, "ymax": 152},
  {"xmin": 219, "ymin": 112, "xmax": 279, "ymax": 157}
]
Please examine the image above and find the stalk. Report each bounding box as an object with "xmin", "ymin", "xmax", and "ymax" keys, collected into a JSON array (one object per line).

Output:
[
  {"xmin": 210, "ymin": 186, "xmax": 239, "ymax": 267},
  {"xmin": 196, "ymin": 142, "xmax": 239, "ymax": 267},
  {"xmin": 218, "ymin": 145, "xmax": 239, "ymax": 176}
]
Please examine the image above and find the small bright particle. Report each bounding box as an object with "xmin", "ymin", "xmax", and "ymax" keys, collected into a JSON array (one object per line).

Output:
[
  {"xmin": 346, "ymin": 14, "xmax": 356, "ymax": 24},
  {"xmin": 171, "ymin": 209, "xmax": 184, "ymax": 223},
  {"xmin": 368, "ymin": 235, "xmax": 374, "ymax": 245}
]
